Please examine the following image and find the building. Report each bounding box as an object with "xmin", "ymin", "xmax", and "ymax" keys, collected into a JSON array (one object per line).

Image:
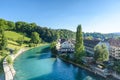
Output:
[
  {"xmin": 109, "ymin": 39, "xmax": 120, "ymax": 60},
  {"xmin": 84, "ymin": 39, "xmax": 100, "ymax": 56},
  {"xmin": 56, "ymin": 39, "xmax": 75, "ymax": 53}
]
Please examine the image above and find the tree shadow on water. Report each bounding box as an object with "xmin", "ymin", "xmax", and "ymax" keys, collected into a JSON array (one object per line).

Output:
[
  {"xmin": 27, "ymin": 46, "xmax": 51, "ymax": 59},
  {"xmin": 27, "ymin": 58, "xmax": 68, "ymax": 80},
  {"xmin": 27, "ymin": 55, "xmax": 37, "ymax": 59},
  {"xmin": 27, "ymin": 58, "xmax": 106, "ymax": 80},
  {"xmin": 36, "ymin": 46, "xmax": 50, "ymax": 54},
  {"xmin": 37, "ymin": 52, "xmax": 51, "ymax": 59},
  {"xmin": 27, "ymin": 58, "xmax": 86, "ymax": 80}
]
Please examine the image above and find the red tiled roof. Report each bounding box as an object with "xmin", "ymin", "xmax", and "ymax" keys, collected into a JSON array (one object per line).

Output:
[{"xmin": 109, "ymin": 39, "xmax": 120, "ymax": 47}]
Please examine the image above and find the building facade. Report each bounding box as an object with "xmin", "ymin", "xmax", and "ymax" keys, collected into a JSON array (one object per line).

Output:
[
  {"xmin": 84, "ymin": 39, "xmax": 100, "ymax": 56},
  {"xmin": 56, "ymin": 39, "xmax": 75, "ymax": 53},
  {"xmin": 109, "ymin": 39, "xmax": 120, "ymax": 60}
]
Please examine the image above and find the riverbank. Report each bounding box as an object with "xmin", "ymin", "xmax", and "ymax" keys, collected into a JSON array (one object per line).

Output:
[
  {"xmin": 58, "ymin": 56, "xmax": 120, "ymax": 80},
  {"xmin": 3, "ymin": 43, "xmax": 48, "ymax": 80},
  {"xmin": 58, "ymin": 56, "xmax": 107, "ymax": 78},
  {"xmin": 3, "ymin": 48, "xmax": 28, "ymax": 80}
]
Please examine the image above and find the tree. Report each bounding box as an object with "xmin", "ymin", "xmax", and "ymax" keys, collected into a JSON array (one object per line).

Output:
[
  {"xmin": 85, "ymin": 36, "xmax": 93, "ymax": 40},
  {"xmin": 6, "ymin": 56, "xmax": 13, "ymax": 64},
  {"xmin": 7, "ymin": 21, "xmax": 15, "ymax": 30},
  {"xmin": 0, "ymin": 18, "xmax": 76, "ymax": 43},
  {"xmin": 0, "ymin": 19, "xmax": 8, "ymax": 30},
  {"xmin": 94, "ymin": 44, "xmax": 109, "ymax": 62},
  {"xmin": 0, "ymin": 27, "xmax": 7, "ymax": 50},
  {"xmin": 50, "ymin": 42, "xmax": 57, "ymax": 56},
  {"xmin": 74, "ymin": 25, "xmax": 85, "ymax": 62},
  {"xmin": 17, "ymin": 37, "xmax": 24, "ymax": 46},
  {"xmin": 30, "ymin": 32, "xmax": 41, "ymax": 44}
]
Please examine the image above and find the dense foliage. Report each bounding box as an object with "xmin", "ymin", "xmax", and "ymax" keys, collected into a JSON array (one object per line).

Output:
[
  {"xmin": 75, "ymin": 25, "xmax": 85, "ymax": 62},
  {"xmin": 113, "ymin": 61, "xmax": 120, "ymax": 73},
  {"xmin": 6, "ymin": 55, "xmax": 12, "ymax": 64},
  {"xmin": 0, "ymin": 27, "xmax": 7, "ymax": 50},
  {"xmin": 84, "ymin": 32, "xmax": 120, "ymax": 40},
  {"xmin": 94, "ymin": 44, "xmax": 109, "ymax": 62},
  {"xmin": 30, "ymin": 32, "xmax": 41, "ymax": 44},
  {"xmin": 0, "ymin": 18, "xmax": 76, "ymax": 42},
  {"xmin": 50, "ymin": 42, "xmax": 57, "ymax": 56},
  {"xmin": 57, "ymin": 29, "xmax": 75, "ymax": 39},
  {"xmin": 1, "ymin": 18, "xmax": 120, "ymax": 43}
]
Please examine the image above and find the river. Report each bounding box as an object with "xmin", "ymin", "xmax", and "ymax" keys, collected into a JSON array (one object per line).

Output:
[
  {"xmin": 14, "ymin": 45, "xmax": 105, "ymax": 80},
  {"xmin": 0, "ymin": 72, "xmax": 4, "ymax": 80}
]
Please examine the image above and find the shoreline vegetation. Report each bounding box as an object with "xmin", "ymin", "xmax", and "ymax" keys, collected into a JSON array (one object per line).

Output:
[{"xmin": 3, "ymin": 43, "xmax": 48, "ymax": 80}]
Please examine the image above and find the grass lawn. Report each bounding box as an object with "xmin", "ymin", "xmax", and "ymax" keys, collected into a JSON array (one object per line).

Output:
[
  {"xmin": 4, "ymin": 31, "xmax": 30, "ymax": 50},
  {"xmin": 7, "ymin": 40, "xmax": 29, "ymax": 50},
  {"xmin": 5, "ymin": 31, "xmax": 30, "ymax": 41}
]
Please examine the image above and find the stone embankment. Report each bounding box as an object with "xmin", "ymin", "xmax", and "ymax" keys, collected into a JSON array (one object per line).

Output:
[
  {"xmin": 59, "ymin": 57, "xmax": 120, "ymax": 80},
  {"xmin": 3, "ymin": 48, "xmax": 28, "ymax": 80}
]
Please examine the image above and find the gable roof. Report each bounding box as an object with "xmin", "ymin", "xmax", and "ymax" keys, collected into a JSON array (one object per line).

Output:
[
  {"xmin": 58, "ymin": 39, "xmax": 75, "ymax": 44},
  {"xmin": 84, "ymin": 39, "xmax": 100, "ymax": 48},
  {"xmin": 57, "ymin": 39, "xmax": 66, "ymax": 44}
]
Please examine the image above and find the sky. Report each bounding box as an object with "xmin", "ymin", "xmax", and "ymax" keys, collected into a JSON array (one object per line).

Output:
[{"xmin": 0, "ymin": 0, "xmax": 120, "ymax": 33}]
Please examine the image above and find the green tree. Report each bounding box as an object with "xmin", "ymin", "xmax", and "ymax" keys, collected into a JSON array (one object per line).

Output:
[
  {"xmin": 13, "ymin": 48, "xmax": 18, "ymax": 54},
  {"xmin": 7, "ymin": 21, "xmax": 15, "ymax": 30},
  {"xmin": 17, "ymin": 37, "xmax": 24, "ymax": 46},
  {"xmin": 6, "ymin": 56, "xmax": 13, "ymax": 64},
  {"xmin": 0, "ymin": 27, "xmax": 7, "ymax": 50},
  {"xmin": 30, "ymin": 32, "xmax": 41, "ymax": 44},
  {"xmin": 18, "ymin": 33, "xmax": 26, "ymax": 46},
  {"xmin": 94, "ymin": 44, "xmax": 109, "ymax": 62},
  {"xmin": 85, "ymin": 36, "xmax": 93, "ymax": 40},
  {"xmin": 0, "ymin": 19, "xmax": 8, "ymax": 30},
  {"xmin": 74, "ymin": 25, "xmax": 85, "ymax": 62},
  {"xmin": 50, "ymin": 42, "xmax": 57, "ymax": 56}
]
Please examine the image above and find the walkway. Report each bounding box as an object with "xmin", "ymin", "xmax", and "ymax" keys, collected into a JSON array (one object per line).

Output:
[
  {"xmin": 3, "ymin": 48, "xmax": 28, "ymax": 80},
  {"xmin": 112, "ymin": 72, "xmax": 120, "ymax": 80}
]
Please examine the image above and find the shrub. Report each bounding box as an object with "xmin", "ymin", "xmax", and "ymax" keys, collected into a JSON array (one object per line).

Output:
[
  {"xmin": 13, "ymin": 48, "xmax": 18, "ymax": 54},
  {"xmin": 0, "ymin": 50, "xmax": 8, "ymax": 57},
  {"xmin": 6, "ymin": 56, "xmax": 12, "ymax": 65},
  {"xmin": 28, "ymin": 43, "xmax": 36, "ymax": 47}
]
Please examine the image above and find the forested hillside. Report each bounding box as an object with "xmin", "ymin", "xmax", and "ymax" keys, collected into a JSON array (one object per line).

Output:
[
  {"xmin": 0, "ymin": 18, "xmax": 119, "ymax": 43},
  {"xmin": 84, "ymin": 32, "xmax": 120, "ymax": 40},
  {"xmin": 0, "ymin": 18, "xmax": 76, "ymax": 42}
]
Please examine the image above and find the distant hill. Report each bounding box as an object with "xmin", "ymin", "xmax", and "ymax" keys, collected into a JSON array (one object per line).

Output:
[
  {"xmin": 83, "ymin": 32, "xmax": 120, "ymax": 40},
  {"xmin": 0, "ymin": 18, "xmax": 76, "ymax": 42},
  {"xmin": 1, "ymin": 18, "xmax": 120, "ymax": 42},
  {"xmin": 56, "ymin": 29, "xmax": 76, "ymax": 39},
  {"xmin": 112, "ymin": 32, "xmax": 120, "ymax": 36}
]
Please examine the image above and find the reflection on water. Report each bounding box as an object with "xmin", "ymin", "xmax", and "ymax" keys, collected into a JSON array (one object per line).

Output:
[{"xmin": 14, "ymin": 45, "xmax": 105, "ymax": 80}]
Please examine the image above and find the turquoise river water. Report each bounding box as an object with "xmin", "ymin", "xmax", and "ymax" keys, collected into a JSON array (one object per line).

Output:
[{"xmin": 14, "ymin": 45, "xmax": 106, "ymax": 80}]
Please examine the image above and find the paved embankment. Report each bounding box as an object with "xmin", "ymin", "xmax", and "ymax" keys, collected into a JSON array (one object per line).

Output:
[
  {"xmin": 59, "ymin": 57, "xmax": 107, "ymax": 78},
  {"xmin": 59, "ymin": 57, "xmax": 120, "ymax": 80},
  {"xmin": 3, "ymin": 48, "xmax": 28, "ymax": 80}
]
